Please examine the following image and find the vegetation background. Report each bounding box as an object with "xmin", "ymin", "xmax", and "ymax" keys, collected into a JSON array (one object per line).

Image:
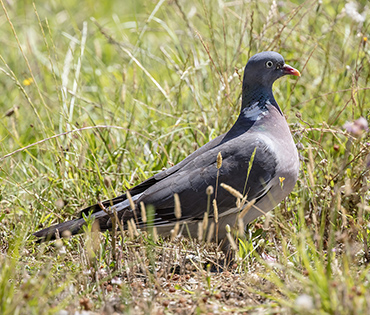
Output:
[{"xmin": 0, "ymin": 0, "xmax": 370, "ymax": 313}]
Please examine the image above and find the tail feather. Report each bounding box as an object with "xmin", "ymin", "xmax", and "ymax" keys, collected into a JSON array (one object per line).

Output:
[
  {"xmin": 34, "ymin": 192, "xmax": 143, "ymax": 242},
  {"xmin": 33, "ymin": 218, "xmax": 86, "ymax": 241}
]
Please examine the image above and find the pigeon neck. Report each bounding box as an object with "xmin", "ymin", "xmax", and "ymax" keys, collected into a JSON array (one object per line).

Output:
[
  {"xmin": 241, "ymin": 84, "xmax": 281, "ymax": 114},
  {"xmin": 221, "ymin": 84, "xmax": 280, "ymax": 143}
]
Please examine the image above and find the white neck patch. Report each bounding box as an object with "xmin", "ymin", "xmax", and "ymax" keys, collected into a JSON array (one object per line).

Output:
[{"xmin": 244, "ymin": 101, "xmax": 268, "ymax": 121}]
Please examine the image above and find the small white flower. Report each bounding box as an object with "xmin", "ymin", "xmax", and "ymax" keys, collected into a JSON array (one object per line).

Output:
[
  {"xmin": 344, "ymin": 1, "xmax": 366, "ymax": 23},
  {"xmin": 58, "ymin": 246, "xmax": 67, "ymax": 255},
  {"xmin": 295, "ymin": 294, "xmax": 314, "ymax": 310},
  {"xmin": 111, "ymin": 277, "xmax": 122, "ymax": 285}
]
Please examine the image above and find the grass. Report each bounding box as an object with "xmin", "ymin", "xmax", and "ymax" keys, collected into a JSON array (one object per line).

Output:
[{"xmin": 0, "ymin": 0, "xmax": 370, "ymax": 313}]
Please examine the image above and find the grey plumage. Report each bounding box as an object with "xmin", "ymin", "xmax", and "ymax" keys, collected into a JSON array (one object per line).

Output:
[{"xmin": 34, "ymin": 51, "xmax": 300, "ymax": 242}]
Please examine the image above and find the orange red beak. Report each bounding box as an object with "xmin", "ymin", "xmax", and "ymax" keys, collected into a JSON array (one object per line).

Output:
[{"xmin": 283, "ymin": 64, "xmax": 301, "ymax": 77}]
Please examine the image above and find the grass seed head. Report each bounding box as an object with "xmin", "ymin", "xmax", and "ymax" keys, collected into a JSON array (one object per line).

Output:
[
  {"xmin": 130, "ymin": 218, "xmax": 139, "ymax": 237},
  {"xmin": 202, "ymin": 211, "xmax": 209, "ymax": 231},
  {"xmin": 127, "ymin": 220, "xmax": 134, "ymax": 239},
  {"xmin": 174, "ymin": 193, "xmax": 181, "ymax": 219},
  {"xmin": 198, "ymin": 221, "xmax": 203, "ymax": 242},
  {"xmin": 61, "ymin": 230, "xmax": 72, "ymax": 239},
  {"xmin": 217, "ymin": 152, "xmax": 223, "ymax": 169},
  {"xmin": 152, "ymin": 226, "xmax": 158, "ymax": 242},
  {"xmin": 206, "ymin": 185, "xmax": 214, "ymax": 195},
  {"xmin": 221, "ymin": 183, "xmax": 243, "ymax": 199},
  {"xmin": 213, "ymin": 199, "xmax": 218, "ymax": 224},
  {"xmin": 207, "ymin": 222, "xmax": 215, "ymax": 243},
  {"xmin": 126, "ymin": 190, "xmax": 136, "ymax": 211},
  {"xmin": 140, "ymin": 201, "xmax": 147, "ymax": 223}
]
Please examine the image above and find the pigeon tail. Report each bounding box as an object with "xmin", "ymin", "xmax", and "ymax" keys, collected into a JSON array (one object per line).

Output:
[
  {"xmin": 34, "ymin": 196, "xmax": 141, "ymax": 242},
  {"xmin": 33, "ymin": 217, "xmax": 86, "ymax": 242}
]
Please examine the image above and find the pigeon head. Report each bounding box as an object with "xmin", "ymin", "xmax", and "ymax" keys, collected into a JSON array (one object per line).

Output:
[
  {"xmin": 243, "ymin": 51, "xmax": 300, "ymax": 88},
  {"xmin": 242, "ymin": 51, "xmax": 300, "ymax": 109}
]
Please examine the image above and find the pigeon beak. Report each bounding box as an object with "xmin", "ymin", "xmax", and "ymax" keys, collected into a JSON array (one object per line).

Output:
[{"xmin": 282, "ymin": 64, "xmax": 301, "ymax": 77}]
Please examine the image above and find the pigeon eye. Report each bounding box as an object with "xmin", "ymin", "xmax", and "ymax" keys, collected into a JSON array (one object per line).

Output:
[{"xmin": 265, "ymin": 61, "xmax": 274, "ymax": 68}]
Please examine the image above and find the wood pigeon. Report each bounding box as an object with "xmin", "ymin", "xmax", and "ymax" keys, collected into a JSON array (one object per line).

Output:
[{"xmin": 34, "ymin": 51, "xmax": 300, "ymax": 243}]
